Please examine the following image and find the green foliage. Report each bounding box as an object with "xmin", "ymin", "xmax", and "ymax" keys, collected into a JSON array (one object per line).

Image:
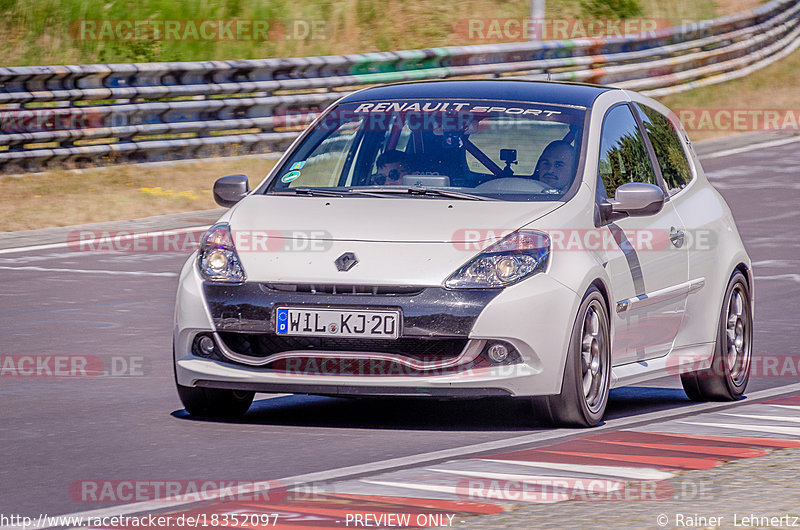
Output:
[
  {"xmin": 598, "ymin": 105, "xmax": 657, "ymax": 197},
  {"xmin": 580, "ymin": 0, "xmax": 643, "ymax": 18},
  {"xmin": 99, "ymin": 40, "xmax": 161, "ymax": 63},
  {"xmin": 600, "ymin": 131, "xmax": 656, "ymax": 196},
  {"xmin": 0, "ymin": 0, "xmax": 733, "ymax": 66},
  {"xmin": 636, "ymin": 104, "xmax": 691, "ymax": 191}
]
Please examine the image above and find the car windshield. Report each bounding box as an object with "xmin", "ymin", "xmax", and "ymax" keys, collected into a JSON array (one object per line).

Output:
[{"xmin": 265, "ymin": 98, "xmax": 586, "ymax": 201}]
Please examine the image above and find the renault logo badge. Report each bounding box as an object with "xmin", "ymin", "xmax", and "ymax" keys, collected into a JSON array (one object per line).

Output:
[{"xmin": 335, "ymin": 252, "xmax": 358, "ymax": 272}]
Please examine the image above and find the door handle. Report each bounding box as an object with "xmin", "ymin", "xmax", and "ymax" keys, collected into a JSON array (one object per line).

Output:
[{"xmin": 669, "ymin": 227, "xmax": 685, "ymax": 248}]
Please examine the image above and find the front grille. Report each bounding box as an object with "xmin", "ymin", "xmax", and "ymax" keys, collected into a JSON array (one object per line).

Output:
[
  {"xmin": 262, "ymin": 283, "xmax": 424, "ymax": 296},
  {"xmin": 217, "ymin": 332, "xmax": 467, "ymax": 360}
]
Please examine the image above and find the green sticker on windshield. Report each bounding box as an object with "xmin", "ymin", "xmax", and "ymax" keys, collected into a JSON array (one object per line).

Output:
[{"xmin": 281, "ymin": 170, "xmax": 301, "ymax": 183}]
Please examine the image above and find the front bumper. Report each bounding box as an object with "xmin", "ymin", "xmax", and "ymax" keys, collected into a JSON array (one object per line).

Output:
[
  {"xmin": 174, "ymin": 255, "xmax": 580, "ymax": 397},
  {"xmin": 205, "ymin": 283, "xmax": 499, "ymax": 336}
]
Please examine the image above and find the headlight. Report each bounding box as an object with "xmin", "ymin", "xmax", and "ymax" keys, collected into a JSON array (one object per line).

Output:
[
  {"xmin": 445, "ymin": 230, "xmax": 550, "ymax": 289},
  {"xmin": 197, "ymin": 223, "xmax": 246, "ymax": 282}
]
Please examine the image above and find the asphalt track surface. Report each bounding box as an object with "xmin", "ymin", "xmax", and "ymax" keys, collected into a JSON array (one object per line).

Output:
[{"xmin": 1, "ymin": 137, "xmax": 799, "ymax": 521}]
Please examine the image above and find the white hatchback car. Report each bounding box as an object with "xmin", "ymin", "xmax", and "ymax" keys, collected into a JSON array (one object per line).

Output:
[{"xmin": 173, "ymin": 80, "xmax": 753, "ymax": 427}]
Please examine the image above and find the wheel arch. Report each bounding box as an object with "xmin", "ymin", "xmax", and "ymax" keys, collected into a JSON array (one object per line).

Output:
[
  {"xmin": 717, "ymin": 256, "xmax": 754, "ymax": 325},
  {"xmin": 734, "ymin": 261, "xmax": 754, "ymax": 307},
  {"xmin": 685, "ymin": 249, "xmax": 753, "ymax": 349},
  {"xmin": 589, "ymin": 277, "xmax": 612, "ymax": 322}
]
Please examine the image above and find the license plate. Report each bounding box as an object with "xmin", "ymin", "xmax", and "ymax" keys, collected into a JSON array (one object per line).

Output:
[{"xmin": 275, "ymin": 307, "xmax": 400, "ymax": 339}]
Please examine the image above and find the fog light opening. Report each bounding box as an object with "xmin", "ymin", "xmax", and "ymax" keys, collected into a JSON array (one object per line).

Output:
[
  {"xmin": 196, "ymin": 335, "xmax": 217, "ymax": 357},
  {"xmin": 487, "ymin": 343, "xmax": 509, "ymax": 364}
]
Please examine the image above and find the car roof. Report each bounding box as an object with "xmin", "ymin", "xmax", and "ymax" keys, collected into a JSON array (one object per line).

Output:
[{"xmin": 339, "ymin": 79, "xmax": 615, "ymax": 108}]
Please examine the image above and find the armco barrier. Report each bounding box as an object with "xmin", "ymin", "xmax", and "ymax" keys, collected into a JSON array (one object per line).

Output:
[{"xmin": 0, "ymin": 0, "xmax": 798, "ymax": 173}]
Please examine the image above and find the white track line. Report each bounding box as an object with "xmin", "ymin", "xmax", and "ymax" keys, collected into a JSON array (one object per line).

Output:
[
  {"xmin": 754, "ymin": 274, "xmax": 800, "ymax": 283},
  {"xmin": 7, "ymin": 381, "xmax": 800, "ymax": 529},
  {"xmin": 424, "ymin": 469, "xmax": 624, "ymax": 492},
  {"xmin": 700, "ymin": 135, "xmax": 800, "ymax": 160},
  {"xmin": 0, "ymin": 225, "xmax": 211, "ymax": 255},
  {"xmin": 0, "ymin": 241, "xmax": 80, "ymax": 255},
  {"xmin": 719, "ymin": 412, "xmax": 800, "ymax": 424},
  {"xmin": 477, "ymin": 459, "xmax": 673, "ymax": 480},
  {"xmin": 767, "ymin": 404, "xmax": 800, "ymax": 411},
  {"xmin": 359, "ymin": 479, "xmax": 567, "ymax": 503},
  {"xmin": 679, "ymin": 421, "xmax": 800, "ymax": 436},
  {"xmin": 0, "ymin": 265, "xmax": 176, "ymax": 277}
]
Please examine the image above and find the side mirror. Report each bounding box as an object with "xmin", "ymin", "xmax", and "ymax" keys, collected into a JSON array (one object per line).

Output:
[
  {"xmin": 213, "ymin": 175, "xmax": 249, "ymax": 207},
  {"xmin": 599, "ymin": 182, "xmax": 665, "ymax": 223}
]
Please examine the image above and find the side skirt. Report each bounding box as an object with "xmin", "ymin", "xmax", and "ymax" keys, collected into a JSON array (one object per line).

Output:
[{"xmin": 610, "ymin": 342, "xmax": 714, "ymax": 388}]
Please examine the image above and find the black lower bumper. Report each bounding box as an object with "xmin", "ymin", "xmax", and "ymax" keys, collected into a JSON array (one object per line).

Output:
[{"xmin": 194, "ymin": 378, "xmax": 512, "ymax": 397}]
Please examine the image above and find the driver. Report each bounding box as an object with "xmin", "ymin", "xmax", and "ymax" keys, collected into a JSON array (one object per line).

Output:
[
  {"xmin": 375, "ymin": 150, "xmax": 412, "ymax": 185},
  {"xmin": 534, "ymin": 140, "xmax": 576, "ymax": 192}
]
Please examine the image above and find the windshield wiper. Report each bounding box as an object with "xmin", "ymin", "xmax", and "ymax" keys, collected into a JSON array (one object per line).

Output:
[
  {"xmin": 270, "ymin": 188, "xmax": 352, "ymax": 197},
  {"xmin": 357, "ymin": 187, "xmax": 493, "ymax": 201},
  {"xmin": 271, "ymin": 187, "xmax": 492, "ymax": 200},
  {"xmin": 272, "ymin": 188, "xmax": 395, "ymax": 198}
]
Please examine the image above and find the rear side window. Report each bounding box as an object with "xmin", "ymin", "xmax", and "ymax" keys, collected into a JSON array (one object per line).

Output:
[
  {"xmin": 635, "ymin": 103, "xmax": 693, "ymax": 195},
  {"xmin": 597, "ymin": 104, "xmax": 658, "ymax": 198}
]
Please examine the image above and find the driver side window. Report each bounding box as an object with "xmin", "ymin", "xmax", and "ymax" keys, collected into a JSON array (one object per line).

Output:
[{"xmin": 598, "ymin": 105, "xmax": 658, "ymax": 199}]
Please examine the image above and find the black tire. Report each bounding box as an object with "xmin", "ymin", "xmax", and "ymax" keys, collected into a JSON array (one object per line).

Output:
[
  {"xmin": 173, "ymin": 338, "xmax": 254, "ymax": 418},
  {"xmin": 681, "ymin": 270, "xmax": 752, "ymax": 401},
  {"xmin": 176, "ymin": 384, "xmax": 255, "ymax": 418},
  {"xmin": 534, "ymin": 286, "xmax": 611, "ymax": 427}
]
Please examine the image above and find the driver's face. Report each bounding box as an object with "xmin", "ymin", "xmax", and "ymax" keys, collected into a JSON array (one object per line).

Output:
[
  {"xmin": 538, "ymin": 144, "xmax": 575, "ymax": 191},
  {"xmin": 378, "ymin": 162, "xmax": 406, "ymax": 185}
]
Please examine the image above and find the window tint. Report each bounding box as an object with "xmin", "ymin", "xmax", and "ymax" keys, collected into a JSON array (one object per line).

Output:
[
  {"xmin": 635, "ymin": 103, "xmax": 692, "ymax": 195},
  {"xmin": 598, "ymin": 104, "xmax": 657, "ymax": 198}
]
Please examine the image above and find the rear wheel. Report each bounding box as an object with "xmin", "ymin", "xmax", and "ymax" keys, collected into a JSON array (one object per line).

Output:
[
  {"xmin": 681, "ymin": 270, "xmax": 752, "ymax": 401},
  {"xmin": 176, "ymin": 384, "xmax": 255, "ymax": 418},
  {"xmin": 535, "ymin": 286, "xmax": 610, "ymax": 427}
]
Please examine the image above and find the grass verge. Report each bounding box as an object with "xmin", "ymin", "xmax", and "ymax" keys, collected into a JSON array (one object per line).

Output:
[
  {"xmin": 0, "ymin": 156, "xmax": 276, "ymax": 232},
  {"xmin": 0, "ymin": 0, "xmax": 758, "ymax": 66}
]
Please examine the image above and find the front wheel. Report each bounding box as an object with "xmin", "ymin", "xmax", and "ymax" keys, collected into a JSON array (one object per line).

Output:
[
  {"xmin": 534, "ymin": 286, "xmax": 610, "ymax": 427},
  {"xmin": 177, "ymin": 384, "xmax": 255, "ymax": 418},
  {"xmin": 681, "ymin": 270, "xmax": 752, "ymax": 401}
]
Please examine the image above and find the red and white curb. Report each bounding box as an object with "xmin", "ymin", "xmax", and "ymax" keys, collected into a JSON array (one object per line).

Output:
[{"xmin": 81, "ymin": 394, "xmax": 800, "ymax": 529}]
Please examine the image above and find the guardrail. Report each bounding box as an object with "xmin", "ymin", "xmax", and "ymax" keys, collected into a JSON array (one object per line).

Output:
[{"xmin": 0, "ymin": 0, "xmax": 798, "ymax": 173}]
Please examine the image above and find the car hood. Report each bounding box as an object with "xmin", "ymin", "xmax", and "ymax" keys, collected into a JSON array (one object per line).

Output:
[
  {"xmin": 228, "ymin": 195, "xmax": 561, "ymax": 243},
  {"xmin": 223, "ymin": 195, "xmax": 562, "ymax": 285}
]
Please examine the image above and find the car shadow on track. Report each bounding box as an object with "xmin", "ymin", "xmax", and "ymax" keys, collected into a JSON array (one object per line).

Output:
[{"xmin": 172, "ymin": 386, "xmax": 692, "ymax": 431}]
